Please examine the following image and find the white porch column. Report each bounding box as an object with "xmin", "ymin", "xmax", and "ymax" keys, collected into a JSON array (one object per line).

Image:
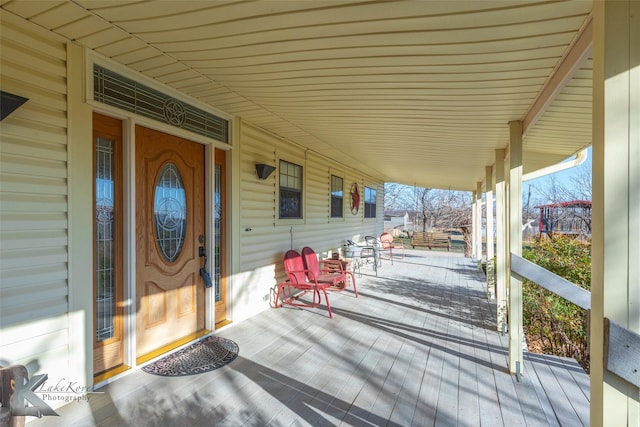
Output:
[
  {"xmin": 68, "ymin": 42, "xmax": 94, "ymax": 390},
  {"xmin": 591, "ymin": 1, "xmax": 640, "ymax": 426},
  {"xmin": 475, "ymin": 182, "xmax": 483, "ymax": 265},
  {"xmin": 471, "ymin": 190, "xmax": 477, "ymax": 258},
  {"xmin": 495, "ymin": 149, "xmax": 507, "ymax": 332},
  {"xmin": 485, "ymin": 166, "xmax": 495, "ymax": 299},
  {"xmin": 507, "ymin": 121, "xmax": 523, "ymax": 375}
]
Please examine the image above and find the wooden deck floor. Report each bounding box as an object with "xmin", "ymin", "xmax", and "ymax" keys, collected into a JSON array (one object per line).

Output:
[{"xmin": 30, "ymin": 250, "xmax": 590, "ymax": 426}]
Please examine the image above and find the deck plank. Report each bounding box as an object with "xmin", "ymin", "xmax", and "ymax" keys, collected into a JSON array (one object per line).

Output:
[
  {"xmin": 435, "ymin": 288, "xmax": 462, "ymax": 426},
  {"xmin": 457, "ymin": 278, "xmax": 481, "ymax": 427},
  {"xmin": 27, "ymin": 250, "xmax": 590, "ymax": 427},
  {"xmin": 470, "ymin": 281, "xmax": 505, "ymax": 427},
  {"xmin": 522, "ymin": 356, "xmax": 562, "ymax": 427},
  {"xmin": 526, "ymin": 352, "xmax": 590, "ymax": 427},
  {"xmin": 373, "ymin": 300, "xmax": 423, "ymax": 426},
  {"xmin": 410, "ymin": 271, "xmax": 450, "ymax": 426}
]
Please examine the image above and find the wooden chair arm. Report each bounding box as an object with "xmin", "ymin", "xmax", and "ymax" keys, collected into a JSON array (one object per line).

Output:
[{"xmin": 318, "ymin": 259, "xmax": 345, "ymax": 273}]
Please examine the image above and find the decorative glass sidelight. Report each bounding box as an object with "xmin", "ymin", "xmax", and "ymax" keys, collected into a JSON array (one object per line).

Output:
[
  {"xmin": 214, "ymin": 164, "xmax": 222, "ymax": 302},
  {"xmin": 154, "ymin": 163, "xmax": 186, "ymax": 263},
  {"xmin": 95, "ymin": 137, "xmax": 115, "ymax": 341}
]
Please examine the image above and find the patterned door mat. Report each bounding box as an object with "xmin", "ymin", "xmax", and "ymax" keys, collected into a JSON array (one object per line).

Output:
[{"xmin": 142, "ymin": 336, "xmax": 239, "ymax": 376}]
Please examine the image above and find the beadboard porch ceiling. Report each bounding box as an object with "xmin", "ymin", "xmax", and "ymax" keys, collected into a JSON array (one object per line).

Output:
[{"xmin": 1, "ymin": 0, "xmax": 594, "ymax": 191}]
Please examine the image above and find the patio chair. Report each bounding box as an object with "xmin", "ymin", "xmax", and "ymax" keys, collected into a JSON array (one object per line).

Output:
[
  {"xmin": 301, "ymin": 247, "xmax": 358, "ymax": 297},
  {"xmin": 276, "ymin": 249, "xmax": 333, "ymax": 318},
  {"xmin": 362, "ymin": 236, "xmax": 382, "ymax": 274},
  {"xmin": 344, "ymin": 241, "xmax": 364, "ymax": 277},
  {"xmin": 379, "ymin": 232, "xmax": 405, "ymax": 263}
]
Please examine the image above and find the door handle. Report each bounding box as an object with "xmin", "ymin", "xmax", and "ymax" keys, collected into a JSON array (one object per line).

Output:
[
  {"xmin": 200, "ymin": 267, "xmax": 213, "ymax": 288},
  {"xmin": 198, "ymin": 238, "xmax": 212, "ymax": 288}
]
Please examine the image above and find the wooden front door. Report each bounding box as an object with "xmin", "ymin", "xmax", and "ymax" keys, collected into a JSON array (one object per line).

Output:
[{"xmin": 135, "ymin": 126, "xmax": 206, "ymax": 361}]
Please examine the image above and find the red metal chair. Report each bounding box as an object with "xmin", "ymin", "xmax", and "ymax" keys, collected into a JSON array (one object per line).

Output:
[
  {"xmin": 379, "ymin": 232, "xmax": 405, "ymax": 263},
  {"xmin": 276, "ymin": 249, "xmax": 333, "ymax": 318},
  {"xmin": 301, "ymin": 247, "xmax": 358, "ymax": 297}
]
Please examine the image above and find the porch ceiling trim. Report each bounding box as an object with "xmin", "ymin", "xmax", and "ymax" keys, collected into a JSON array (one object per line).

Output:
[
  {"xmin": 523, "ymin": 13, "xmax": 593, "ymax": 135},
  {"xmin": 0, "ymin": 1, "xmax": 595, "ymax": 191}
]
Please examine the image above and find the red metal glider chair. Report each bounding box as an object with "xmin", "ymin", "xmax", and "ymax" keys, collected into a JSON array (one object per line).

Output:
[
  {"xmin": 379, "ymin": 232, "xmax": 405, "ymax": 263},
  {"xmin": 301, "ymin": 247, "xmax": 358, "ymax": 298},
  {"xmin": 276, "ymin": 249, "xmax": 333, "ymax": 318}
]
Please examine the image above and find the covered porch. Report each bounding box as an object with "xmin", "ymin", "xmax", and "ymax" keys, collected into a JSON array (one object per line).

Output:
[
  {"xmin": 31, "ymin": 250, "xmax": 589, "ymax": 426},
  {"xmin": 1, "ymin": 2, "xmax": 637, "ymax": 425}
]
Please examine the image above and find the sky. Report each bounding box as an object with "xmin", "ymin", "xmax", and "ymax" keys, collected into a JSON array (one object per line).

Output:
[
  {"xmin": 525, "ymin": 146, "xmax": 591, "ymax": 186},
  {"xmin": 384, "ymin": 146, "xmax": 592, "ymax": 214},
  {"xmin": 523, "ymin": 146, "xmax": 592, "ymax": 205}
]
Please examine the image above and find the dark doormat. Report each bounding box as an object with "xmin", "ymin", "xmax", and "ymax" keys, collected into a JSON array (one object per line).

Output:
[{"xmin": 142, "ymin": 336, "xmax": 239, "ymax": 376}]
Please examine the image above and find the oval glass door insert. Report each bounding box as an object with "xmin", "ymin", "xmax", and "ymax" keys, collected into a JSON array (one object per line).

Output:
[{"xmin": 154, "ymin": 163, "xmax": 186, "ymax": 262}]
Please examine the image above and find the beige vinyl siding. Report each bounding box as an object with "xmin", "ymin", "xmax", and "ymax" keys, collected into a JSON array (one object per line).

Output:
[
  {"xmin": 0, "ymin": 12, "xmax": 70, "ymax": 379},
  {"xmin": 232, "ymin": 121, "xmax": 383, "ymax": 321},
  {"xmin": 305, "ymin": 153, "xmax": 331, "ymax": 222}
]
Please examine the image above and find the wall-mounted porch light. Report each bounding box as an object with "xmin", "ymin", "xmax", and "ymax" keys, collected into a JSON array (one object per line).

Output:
[
  {"xmin": 255, "ymin": 163, "xmax": 276, "ymax": 180},
  {"xmin": 0, "ymin": 91, "xmax": 29, "ymax": 121}
]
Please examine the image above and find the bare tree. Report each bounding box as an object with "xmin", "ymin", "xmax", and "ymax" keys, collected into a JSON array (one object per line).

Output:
[
  {"xmin": 384, "ymin": 184, "xmax": 474, "ymax": 254},
  {"xmin": 567, "ymin": 164, "xmax": 592, "ymax": 201},
  {"xmin": 535, "ymin": 175, "xmax": 570, "ymax": 205},
  {"xmin": 437, "ymin": 191, "xmax": 473, "ymax": 256},
  {"xmin": 415, "ymin": 189, "xmax": 473, "ymax": 255},
  {"xmin": 418, "ymin": 188, "xmax": 433, "ymax": 232},
  {"xmin": 383, "ymin": 183, "xmax": 413, "ymax": 213}
]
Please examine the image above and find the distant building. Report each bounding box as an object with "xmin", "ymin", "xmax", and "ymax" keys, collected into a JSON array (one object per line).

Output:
[
  {"xmin": 383, "ymin": 211, "xmax": 414, "ymax": 236},
  {"xmin": 535, "ymin": 200, "xmax": 592, "ymax": 238}
]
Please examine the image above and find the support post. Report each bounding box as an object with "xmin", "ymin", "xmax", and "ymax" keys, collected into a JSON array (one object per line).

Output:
[
  {"xmin": 475, "ymin": 181, "xmax": 483, "ymax": 267},
  {"xmin": 471, "ymin": 190, "xmax": 478, "ymax": 259},
  {"xmin": 485, "ymin": 166, "xmax": 495, "ymax": 299},
  {"xmin": 507, "ymin": 121, "xmax": 523, "ymax": 375},
  {"xmin": 495, "ymin": 149, "xmax": 507, "ymax": 332},
  {"xmin": 68, "ymin": 42, "xmax": 94, "ymax": 389},
  {"xmin": 591, "ymin": 1, "xmax": 640, "ymax": 425}
]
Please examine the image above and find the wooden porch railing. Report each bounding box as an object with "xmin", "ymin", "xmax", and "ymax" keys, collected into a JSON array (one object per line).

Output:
[
  {"xmin": 510, "ymin": 253, "xmax": 640, "ymax": 390},
  {"xmin": 510, "ymin": 253, "xmax": 590, "ymax": 310}
]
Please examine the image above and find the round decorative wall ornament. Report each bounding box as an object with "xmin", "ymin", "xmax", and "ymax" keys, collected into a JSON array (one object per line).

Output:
[
  {"xmin": 350, "ymin": 182, "xmax": 360, "ymax": 215},
  {"xmin": 163, "ymin": 98, "xmax": 186, "ymax": 127}
]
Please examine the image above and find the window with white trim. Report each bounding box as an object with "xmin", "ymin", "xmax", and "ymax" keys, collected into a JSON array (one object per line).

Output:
[
  {"xmin": 331, "ymin": 175, "xmax": 343, "ymax": 218},
  {"xmin": 279, "ymin": 160, "xmax": 303, "ymax": 218},
  {"xmin": 364, "ymin": 186, "xmax": 377, "ymax": 218}
]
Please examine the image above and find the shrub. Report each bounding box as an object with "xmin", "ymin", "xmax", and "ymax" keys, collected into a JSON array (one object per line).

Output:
[{"xmin": 522, "ymin": 234, "xmax": 591, "ymax": 372}]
